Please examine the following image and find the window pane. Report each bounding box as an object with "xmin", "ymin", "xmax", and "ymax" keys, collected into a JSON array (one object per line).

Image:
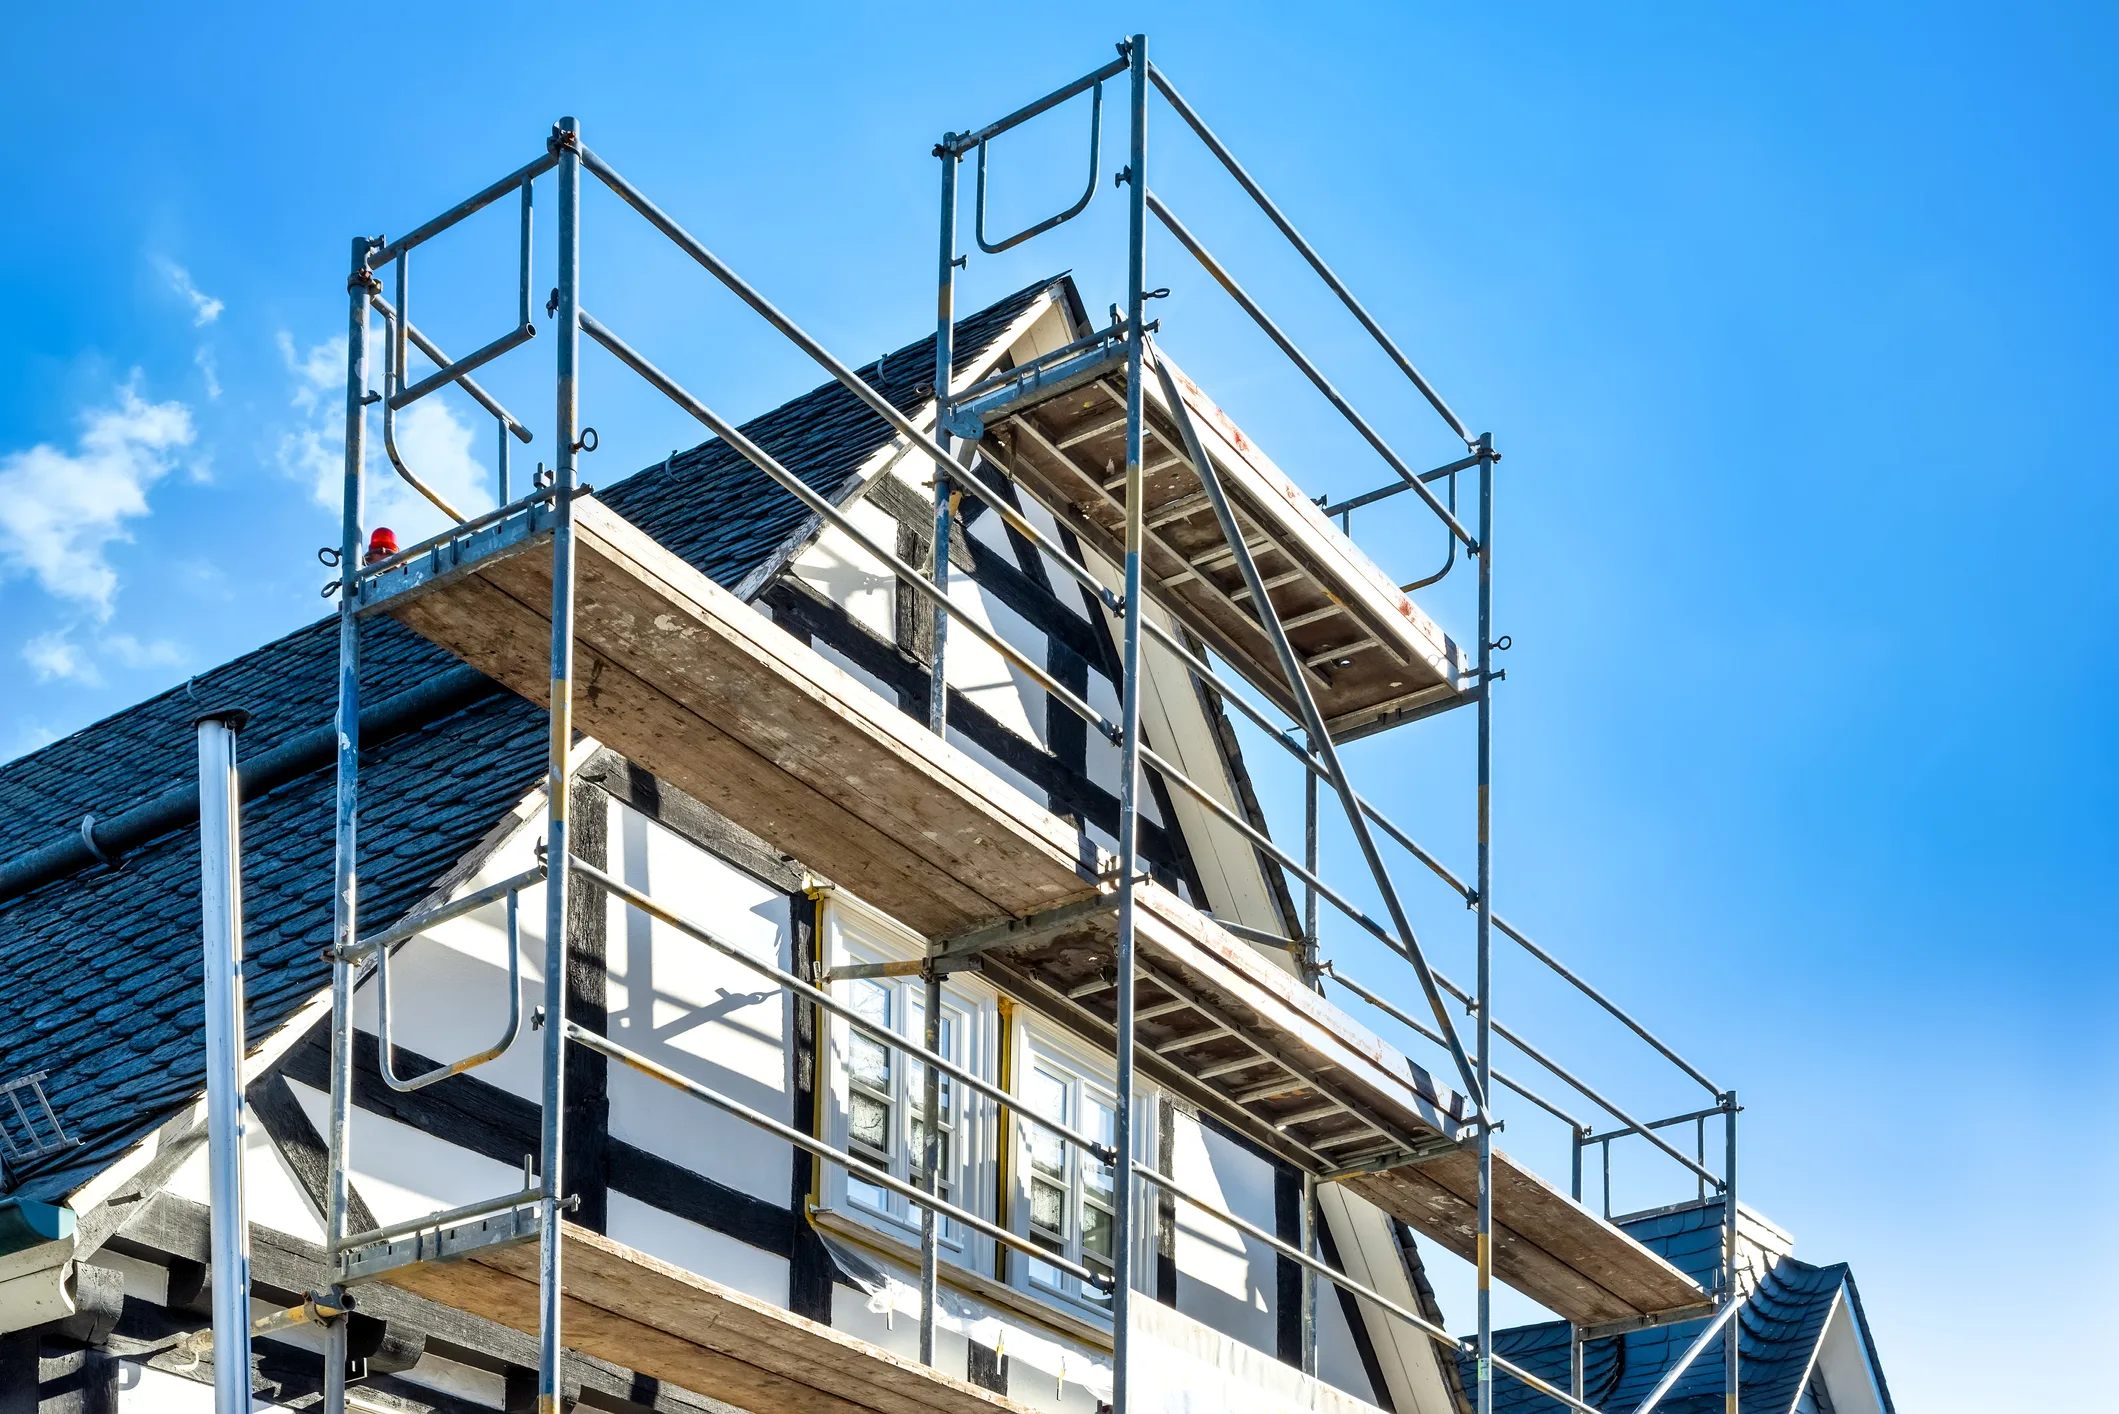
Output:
[
  {"xmin": 1031, "ymin": 1178, "xmax": 1067, "ymax": 1236},
  {"xmin": 1028, "ymin": 1124, "xmax": 1066, "ymax": 1181},
  {"xmin": 849, "ymin": 1091, "xmax": 890, "ymax": 1154},
  {"xmin": 910, "ymin": 1117, "xmax": 952, "ymax": 1180},
  {"xmin": 1028, "ymin": 1067, "xmax": 1068, "ymax": 1122},
  {"xmin": 1081, "ymin": 1200, "xmax": 1113, "ymax": 1260},
  {"xmin": 852, "ymin": 978, "xmax": 890, "ymax": 1026},
  {"xmin": 1083, "ymin": 1094, "xmax": 1116, "ymax": 1196},
  {"xmin": 849, "ymin": 1033, "xmax": 890, "ymax": 1092}
]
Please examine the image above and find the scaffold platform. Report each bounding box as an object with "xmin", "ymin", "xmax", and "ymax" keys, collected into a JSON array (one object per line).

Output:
[
  {"xmin": 963, "ymin": 339, "xmax": 1471, "ymax": 740},
  {"xmin": 356, "ymin": 492, "xmax": 1706, "ymax": 1329}
]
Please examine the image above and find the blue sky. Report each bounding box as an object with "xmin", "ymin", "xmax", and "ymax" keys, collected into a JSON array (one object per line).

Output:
[{"xmin": 3, "ymin": 3, "xmax": 2112, "ymax": 1406}]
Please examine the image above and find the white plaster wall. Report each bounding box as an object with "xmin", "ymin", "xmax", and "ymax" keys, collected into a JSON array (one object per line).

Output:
[
  {"xmin": 828, "ymin": 1261, "xmax": 1109, "ymax": 1414},
  {"xmin": 1169, "ymin": 1114, "xmax": 1278, "ymax": 1357},
  {"xmin": 608, "ymin": 1192, "xmax": 788, "ymax": 1306},
  {"xmin": 606, "ymin": 801, "xmax": 793, "ymax": 1205},
  {"xmin": 164, "ymin": 1101, "xmax": 325, "ymax": 1246},
  {"xmin": 350, "ymin": 808, "xmax": 547, "ymax": 1111},
  {"xmin": 288, "ymin": 1077, "xmax": 525, "ymax": 1233}
]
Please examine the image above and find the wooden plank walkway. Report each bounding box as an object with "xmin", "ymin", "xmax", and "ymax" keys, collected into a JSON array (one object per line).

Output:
[
  {"xmin": 384, "ymin": 1223, "xmax": 1034, "ymax": 1414},
  {"xmin": 972, "ymin": 346, "xmax": 1472, "ymax": 739},
  {"xmin": 361, "ymin": 494, "xmax": 1705, "ymax": 1326}
]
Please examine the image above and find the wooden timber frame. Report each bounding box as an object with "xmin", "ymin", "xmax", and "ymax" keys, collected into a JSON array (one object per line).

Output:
[{"xmin": 312, "ymin": 43, "xmax": 1744, "ymax": 1414}]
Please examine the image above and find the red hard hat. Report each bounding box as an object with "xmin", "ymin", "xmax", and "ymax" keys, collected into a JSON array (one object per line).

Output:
[{"xmin": 364, "ymin": 527, "xmax": 399, "ymax": 564}]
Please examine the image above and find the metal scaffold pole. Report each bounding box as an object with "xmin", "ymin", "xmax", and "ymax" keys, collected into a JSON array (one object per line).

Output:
[
  {"xmin": 1725, "ymin": 1091, "xmax": 1740, "ymax": 1413},
  {"xmin": 1475, "ymin": 430, "xmax": 1496, "ymax": 1414},
  {"xmin": 929, "ymin": 133, "xmax": 958, "ymax": 740},
  {"xmin": 536, "ymin": 114, "xmax": 583, "ymax": 1414},
  {"xmin": 1109, "ymin": 31, "xmax": 1149, "ymax": 1414},
  {"xmin": 196, "ymin": 709, "xmax": 252, "ymax": 1414},
  {"xmin": 323, "ymin": 235, "xmax": 377, "ymax": 1414},
  {"xmin": 918, "ymin": 109, "xmax": 963, "ymax": 1373}
]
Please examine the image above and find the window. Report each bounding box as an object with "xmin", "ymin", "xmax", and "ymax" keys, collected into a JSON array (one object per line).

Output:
[
  {"xmin": 841, "ymin": 968, "xmax": 968, "ymax": 1231},
  {"xmin": 1009, "ymin": 1024, "xmax": 1155, "ymax": 1316},
  {"xmin": 1022, "ymin": 1058, "xmax": 1119, "ymax": 1307},
  {"xmin": 819, "ymin": 891, "xmax": 998, "ymax": 1261}
]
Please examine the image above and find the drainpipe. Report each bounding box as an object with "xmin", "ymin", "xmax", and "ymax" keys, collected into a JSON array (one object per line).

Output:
[{"xmin": 196, "ymin": 709, "xmax": 252, "ymax": 1412}]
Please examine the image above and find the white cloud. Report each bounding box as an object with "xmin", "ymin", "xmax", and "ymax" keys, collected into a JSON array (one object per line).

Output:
[
  {"xmin": 154, "ymin": 257, "xmax": 224, "ymax": 326},
  {"xmin": 22, "ymin": 630, "xmax": 97, "ymax": 684},
  {"xmin": 100, "ymin": 632, "xmax": 185, "ymax": 670},
  {"xmin": 16, "ymin": 626, "xmax": 183, "ymax": 685},
  {"xmin": 195, "ymin": 344, "xmax": 221, "ymax": 400},
  {"xmin": 279, "ymin": 331, "xmax": 343, "ymax": 413},
  {"xmin": 0, "ymin": 379, "xmax": 195, "ymax": 618},
  {"xmin": 276, "ymin": 331, "xmax": 491, "ymax": 543}
]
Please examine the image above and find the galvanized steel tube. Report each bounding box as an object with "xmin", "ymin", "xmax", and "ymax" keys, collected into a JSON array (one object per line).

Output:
[
  {"xmin": 1475, "ymin": 433, "xmax": 1496, "ymax": 1414},
  {"xmin": 323, "ymin": 235, "xmax": 376, "ymax": 1414},
  {"xmin": 1109, "ymin": 35, "xmax": 1149, "ymax": 1414},
  {"xmin": 195, "ymin": 711, "xmax": 251, "ymax": 1414},
  {"xmin": 534, "ymin": 114, "xmax": 583, "ymax": 1414}
]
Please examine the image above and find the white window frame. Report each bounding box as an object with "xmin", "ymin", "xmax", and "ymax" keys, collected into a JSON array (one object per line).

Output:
[
  {"xmin": 1008, "ymin": 1018, "xmax": 1157, "ymax": 1319},
  {"xmin": 819, "ymin": 891, "xmax": 999, "ymax": 1268}
]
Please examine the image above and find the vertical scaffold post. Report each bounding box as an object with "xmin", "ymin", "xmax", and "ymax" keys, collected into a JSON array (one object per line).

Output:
[
  {"xmin": 929, "ymin": 134, "xmax": 959, "ymax": 737},
  {"xmin": 1474, "ymin": 429, "xmax": 1496, "ymax": 1414},
  {"xmin": 323, "ymin": 235, "xmax": 377, "ymax": 1414},
  {"xmin": 1303, "ymin": 742, "xmax": 1319, "ymax": 988},
  {"xmin": 196, "ymin": 709, "xmax": 251, "ymax": 1414},
  {"xmin": 918, "ymin": 122, "xmax": 961, "ymax": 1369},
  {"xmin": 1109, "ymin": 31, "xmax": 1149, "ymax": 1414},
  {"xmin": 1725, "ymin": 1090, "xmax": 1740, "ymax": 1413},
  {"xmin": 1299, "ymin": 1173, "xmax": 1317, "ymax": 1378},
  {"xmin": 536, "ymin": 114, "xmax": 583, "ymax": 1414},
  {"xmin": 919, "ymin": 967, "xmax": 944, "ymax": 1364}
]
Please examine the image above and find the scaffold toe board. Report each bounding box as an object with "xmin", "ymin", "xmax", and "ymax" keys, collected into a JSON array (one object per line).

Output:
[
  {"xmin": 975, "ymin": 883, "xmax": 1710, "ymax": 1329},
  {"xmin": 381, "ymin": 1222, "xmax": 1034, "ymax": 1414},
  {"xmin": 965, "ymin": 341, "xmax": 1471, "ymax": 740},
  {"xmin": 357, "ymin": 494, "xmax": 1103, "ymax": 939}
]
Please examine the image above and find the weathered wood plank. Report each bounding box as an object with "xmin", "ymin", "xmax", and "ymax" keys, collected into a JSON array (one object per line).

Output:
[
  {"xmin": 391, "ymin": 555, "xmax": 1019, "ymax": 936},
  {"xmin": 983, "ymin": 353, "xmax": 1474, "ymax": 740},
  {"xmin": 398, "ymin": 497, "xmax": 1102, "ymax": 936},
  {"xmin": 384, "ymin": 1223, "xmax": 1033, "ymax": 1414}
]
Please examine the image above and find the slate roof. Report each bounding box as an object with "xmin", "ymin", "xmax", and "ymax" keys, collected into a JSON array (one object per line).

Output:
[
  {"xmin": 0, "ymin": 276, "xmax": 1065, "ymax": 1206},
  {"xmin": 1453, "ymin": 1202, "xmax": 1894, "ymax": 1413}
]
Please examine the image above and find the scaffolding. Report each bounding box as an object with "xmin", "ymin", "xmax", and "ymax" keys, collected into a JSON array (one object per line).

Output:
[{"xmin": 301, "ymin": 34, "xmax": 1749, "ymax": 1414}]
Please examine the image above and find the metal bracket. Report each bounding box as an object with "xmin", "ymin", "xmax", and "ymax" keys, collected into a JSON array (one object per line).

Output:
[
  {"xmin": 1314, "ymin": 1131, "xmax": 1471, "ymax": 1181},
  {"xmin": 940, "ymin": 404, "xmax": 987, "ymax": 441},
  {"xmin": 1576, "ymin": 1301, "xmax": 1718, "ymax": 1343},
  {"xmin": 929, "ymin": 894, "xmax": 1118, "ymax": 963},
  {"xmin": 335, "ymin": 1202, "xmax": 542, "ymax": 1286}
]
